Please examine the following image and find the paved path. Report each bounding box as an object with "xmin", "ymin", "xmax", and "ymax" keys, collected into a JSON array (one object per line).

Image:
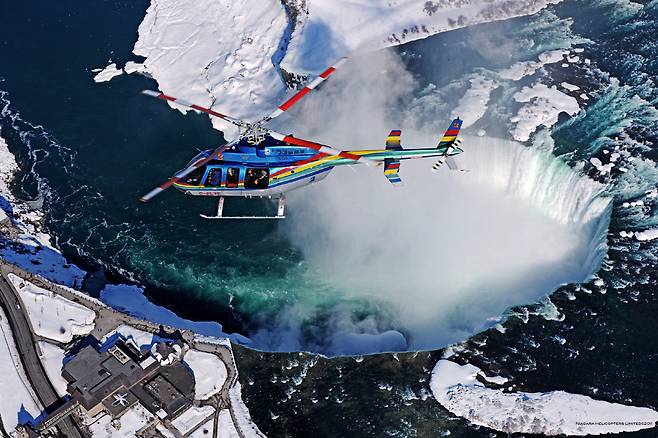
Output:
[{"xmin": 0, "ymin": 265, "xmax": 83, "ymax": 438}]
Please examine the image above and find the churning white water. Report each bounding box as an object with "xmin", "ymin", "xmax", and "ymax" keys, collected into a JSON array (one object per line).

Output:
[
  {"xmin": 279, "ymin": 136, "xmax": 611, "ymax": 353},
  {"xmin": 256, "ymin": 50, "xmax": 612, "ymax": 354}
]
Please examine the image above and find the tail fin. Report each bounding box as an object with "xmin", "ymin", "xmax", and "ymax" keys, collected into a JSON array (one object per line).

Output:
[
  {"xmin": 437, "ymin": 118, "xmax": 463, "ymax": 149},
  {"xmin": 384, "ymin": 159, "xmax": 402, "ymax": 185},
  {"xmin": 386, "ymin": 130, "xmax": 403, "ymax": 150}
]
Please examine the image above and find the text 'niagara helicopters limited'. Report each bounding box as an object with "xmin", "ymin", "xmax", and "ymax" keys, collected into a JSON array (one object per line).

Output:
[{"xmin": 140, "ymin": 56, "xmax": 465, "ymax": 219}]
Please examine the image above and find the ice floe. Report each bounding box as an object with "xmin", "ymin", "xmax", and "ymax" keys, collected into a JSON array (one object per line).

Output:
[
  {"xmin": 498, "ymin": 49, "xmax": 568, "ymax": 81},
  {"xmin": 511, "ymin": 83, "xmax": 580, "ymax": 142},
  {"xmin": 430, "ymin": 359, "xmax": 658, "ymax": 435},
  {"xmin": 452, "ymin": 75, "xmax": 498, "ymax": 128},
  {"xmin": 93, "ymin": 62, "xmax": 124, "ymax": 83}
]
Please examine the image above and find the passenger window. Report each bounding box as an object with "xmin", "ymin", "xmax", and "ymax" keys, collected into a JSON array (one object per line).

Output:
[
  {"xmin": 206, "ymin": 168, "xmax": 222, "ymax": 187},
  {"xmin": 184, "ymin": 167, "xmax": 205, "ymax": 185},
  {"xmin": 244, "ymin": 168, "xmax": 269, "ymax": 189},
  {"xmin": 226, "ymin": 168, "xmax": 240, "ymax": 188}
]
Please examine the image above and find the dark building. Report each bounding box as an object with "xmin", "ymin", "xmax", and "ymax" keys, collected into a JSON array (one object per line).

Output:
[{"xmin": 62, "ymin": 338, "xmax": 195, "ymax": 420}]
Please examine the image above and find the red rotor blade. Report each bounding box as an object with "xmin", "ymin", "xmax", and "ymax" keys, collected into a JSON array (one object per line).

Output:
[
  {"xmin": 142, "ymin": 90, "xmax": 248, "ymax": 128},
  {"xmin": 263, "ymin": 57, "xmax": 348, "ymax": 122}
]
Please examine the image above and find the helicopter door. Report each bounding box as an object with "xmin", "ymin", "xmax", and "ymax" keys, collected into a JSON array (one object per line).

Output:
[
  {"xmin": 226, "ymin": 167, "xmax": 240, "ymax": 188},
  {"xmin": 245, "ymin": 168, "xmax": 269, "ymax": 189},
  {"xmin": 205, "ymin": 168, "xmax": 222, "ymax": 187}
]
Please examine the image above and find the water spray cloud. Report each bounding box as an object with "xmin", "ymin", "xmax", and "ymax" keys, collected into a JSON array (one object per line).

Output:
[{"xmin": 250, "ymin": 49, "xmax": 612, "ymax": 355}]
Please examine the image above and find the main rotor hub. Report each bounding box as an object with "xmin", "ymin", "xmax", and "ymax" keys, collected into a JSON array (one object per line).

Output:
[{"xmin": 243, "ymin": 122, "xmax": 268, "ymax": 145}]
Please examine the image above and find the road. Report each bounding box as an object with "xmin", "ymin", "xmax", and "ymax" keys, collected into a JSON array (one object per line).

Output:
[{"xmin": 0, "ymin": 267, "xmax": 84, "ymax": 438}]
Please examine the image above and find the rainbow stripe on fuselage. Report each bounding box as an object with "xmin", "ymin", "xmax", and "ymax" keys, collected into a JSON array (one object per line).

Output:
[
  {"xmin": 173, "ymin": 144, "xmax": 462, "ymax": 197},
  {"xmin": 173, "ymin": 118, "xmax": 463, "ymax": 197}
]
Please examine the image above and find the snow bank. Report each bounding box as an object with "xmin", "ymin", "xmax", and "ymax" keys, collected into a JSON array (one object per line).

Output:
[
  {"xmin": 120, "ymin": 0, "xmax": 562, "ymax": 138},
  {"xmin": 282, "ymin": 0, "xmax": 563, "ymax": 75},
  {"xmin": 9, "ymin": 274, "xmax": 95, "ymax": 343},
  {"xmin": 184, "ymin": 349, "xmax": 227, "ymax": 400},
  {"xmin": 0, "ymin": 137, "xmax": 85, "ymax": 287},
  {"xmin": 511, "ymin": 83, "xmax": 580, "ymax": 142},
  {"xmin": 0, "ymin": 307, "xmax": 41, "ymax": 432},
  {"xmin": 131, "ymin": 0, "xmax": 288, "ymax": 137},
  {"xmin": 172, "ymin": 405, "xmax": 215, "ymax": 435},
  {"xmin": 216, "ymin": 409, "xmax": 241, "ymax": 438},
  {"xmin": 102, "ymin": 324, "xmax": 154, "ymax": 350},
  {"xmin": 430, "ymin": 359, "xmax": 658, "ymax": 435},
  {"xmin": 100, "ymin": 284, "xmax": 249, "ymax": 344},
  {"xmin": 38, "ymin": 341, "xmax": 68, "ymax": 397},
  {"xmin": 229, "ymin": 382, "xmax": 267, "ymax": 437}
]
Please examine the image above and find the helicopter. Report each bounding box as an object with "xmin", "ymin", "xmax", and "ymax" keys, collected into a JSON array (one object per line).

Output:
[{"xmin": 140, "ymin": 56, "xmax": 464, "ymax": 219}]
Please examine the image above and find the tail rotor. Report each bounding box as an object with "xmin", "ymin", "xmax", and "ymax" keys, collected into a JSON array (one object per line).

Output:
[{"xmin": 432, "ymin": 118, "xmax": 464, "ymax": 172}]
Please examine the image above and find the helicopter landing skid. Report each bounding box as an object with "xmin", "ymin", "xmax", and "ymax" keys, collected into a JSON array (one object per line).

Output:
[{"xmin": 200, "ymin": 195, "xmax": 286, "ymax": 220}]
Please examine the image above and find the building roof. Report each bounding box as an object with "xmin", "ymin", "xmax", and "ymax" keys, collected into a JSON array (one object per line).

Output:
[{"xmin": 63, "ymin": 339, "xmax": 194, "ymax": 419}]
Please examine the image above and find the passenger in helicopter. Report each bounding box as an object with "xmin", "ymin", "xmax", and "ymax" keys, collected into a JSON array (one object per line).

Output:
[
  {"xmin": 226, "ymin": 168, "xmax": 239, "ymax": 188},
  {"xmin": 245, "ymin": 168, "xmax": 269, "ymax": 189}
]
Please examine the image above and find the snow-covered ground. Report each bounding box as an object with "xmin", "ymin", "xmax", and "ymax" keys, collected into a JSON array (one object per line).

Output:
[
  {"xmin": 171, "ymin": 405, "xmax": 215, "ymax": 435},
  {"xmin": 184, "ymin": 349, "xmax": 227, "ymax": 400},
  {"xmin": 430, "ymin": 359, "xmax": 658, "ymax": 435},
  {"xmin": 0, "ymin": 307, "xmax": 42, "ymax": 434},
  {"xmin": 9, "ymin": 274, "xmax": 95, "ymax": 343},
  {"xmin": 189, "ymin": 417, "xmax": 217, "ymax": 438},
  {"xmin": 37, "ymin": 341, "xmax": 68, "ymax": 397},
  {"xmin": 229, "ymin": 382, "xmax": 267, "ymax": 437},
  {"xmin": 87, "ymin": 404, "xmax": 154, "ymax": 438},
  {"xmin": 101, "ymin": 324, "xmax": 156, "ymax": 350},
  {"xmin": 216, "ymin": 409, "xmax": 241, "ymax": 438},
  {"xmin": 99, "ymin": 0, "xmax": 562, "ymax": 138},
  {"xmin": 8, "ymin": 274, "xmax": 95, "ymax": 342}
]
